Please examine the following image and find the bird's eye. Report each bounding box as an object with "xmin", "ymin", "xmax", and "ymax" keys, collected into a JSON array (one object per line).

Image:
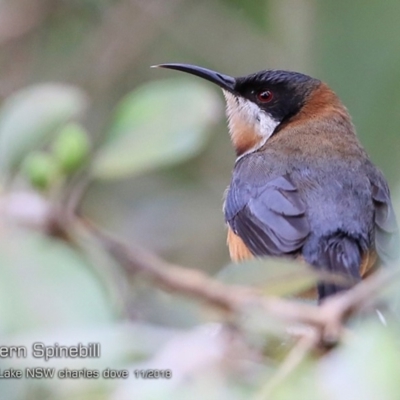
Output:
[{"xmin": 257, "ymin": 90, "xmax": 273, "ymax": 103}]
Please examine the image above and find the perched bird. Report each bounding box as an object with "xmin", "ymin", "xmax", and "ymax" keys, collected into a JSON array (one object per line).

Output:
[{"xmin": 154, "ymin": 63, "xmax": 399, "ymax": 301}]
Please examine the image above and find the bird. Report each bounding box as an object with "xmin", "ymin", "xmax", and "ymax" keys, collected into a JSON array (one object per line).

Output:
[{"xmin": 153, "ymin": 63, "xmax": 399, "ymax": 302}]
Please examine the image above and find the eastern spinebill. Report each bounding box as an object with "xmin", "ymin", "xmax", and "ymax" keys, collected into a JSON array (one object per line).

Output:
[{"xmin": 153, "ymin": 63, "xmax": 399, "ymax": 301}]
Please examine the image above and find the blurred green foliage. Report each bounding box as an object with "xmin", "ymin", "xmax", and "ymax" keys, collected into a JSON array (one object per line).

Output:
[
  {"xmin": 0, "ymin": 0, "xmax": 399, "ymax": 399},
  {"xmin": 92, "ymin": 78, "xmax": 220, "ymax": 179},
  {"xmin": 0, "ymin": 84, "xmax": 87, "ymax": 176},
  {"xmin": 22, "ymin": 151, "xmax": 60, "ymax": 190},
  {"xmin": 53, "ymin": 123, "xmax": 90, "ymax": 174}
]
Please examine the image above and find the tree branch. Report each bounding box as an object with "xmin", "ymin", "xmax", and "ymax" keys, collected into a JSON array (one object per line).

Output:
[
  {"xmin": 3, "ymin": 192, "xmax": 397, "ymax": 350},
  {"xmin": 79, "ymin": 219, "xmax": 400, "ymax": 348}
]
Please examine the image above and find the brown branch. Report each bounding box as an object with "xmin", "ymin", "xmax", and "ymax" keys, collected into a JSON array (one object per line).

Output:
[
  {"xmin": 316, "ymin": 267, "xmax": 400, "ymax": 343},
  {"xmin": 77, "ymin": 219, "xmax": 400, "ymax": 348},
  {"xmin": 3, "ymin": 193, "xmax": 397, "ymax": 349}
]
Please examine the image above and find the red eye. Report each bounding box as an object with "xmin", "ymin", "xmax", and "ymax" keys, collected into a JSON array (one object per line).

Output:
[{"xmin": 257, "ymin": 90, "xmax": 273, "ymax": 103}]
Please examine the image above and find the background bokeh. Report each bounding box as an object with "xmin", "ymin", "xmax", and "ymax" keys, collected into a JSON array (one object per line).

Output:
[
  {"xmin": 3, "ymin": 0, "xmax": 400, "ymax": 269},
  {"xmin": 1, "ymin": 1, "xmax": 400, "ymax": 399}
]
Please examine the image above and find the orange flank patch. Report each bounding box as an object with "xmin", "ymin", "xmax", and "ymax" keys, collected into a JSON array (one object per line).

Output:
[
  {"xmin": 227, "ymin": 227, "xmax": 253, "ymax": 262},
  {"xmin": 359, "ymin": 250, "xmax": 377, "ymax": 277}
]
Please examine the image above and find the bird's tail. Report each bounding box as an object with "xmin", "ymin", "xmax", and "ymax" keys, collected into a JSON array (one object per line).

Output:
[{"xmin": 304, "ymin": 233, "xmax": 363, "ymax": 301}]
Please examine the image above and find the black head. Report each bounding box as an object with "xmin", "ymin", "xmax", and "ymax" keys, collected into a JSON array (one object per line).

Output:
[
  {"xmin": 233, "ymin": 69, "xmax": 321, "ymax": 123},
  {"xmin": 153, "ymin": 63, "xmax": 322, "ymax": 156},
  {"xmin": 153, "ymin": 63, "xmax": 320, "ymax": 124}
]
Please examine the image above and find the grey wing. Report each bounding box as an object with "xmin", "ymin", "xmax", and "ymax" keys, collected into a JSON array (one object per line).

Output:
[
  {"xmin": 371, "ymin": 175, "xmax": 400, "ymax": 264},
  {"xmin": 224, "ymin": 174, "xmax": 310, "ymax": 257}
]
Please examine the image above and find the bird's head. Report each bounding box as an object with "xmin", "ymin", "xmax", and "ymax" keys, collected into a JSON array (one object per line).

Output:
[{"xmin": 154, "ymin": 64, "xmax": 347, "ymax": 157}]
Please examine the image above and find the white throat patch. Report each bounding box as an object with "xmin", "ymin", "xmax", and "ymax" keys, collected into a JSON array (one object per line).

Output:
[{"xmin": 223, "ymin": 90, "xmax": 279, "ymax": 159}]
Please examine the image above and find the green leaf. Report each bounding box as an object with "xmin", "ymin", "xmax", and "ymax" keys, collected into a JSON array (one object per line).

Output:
[
  {"xmin": 0, "ymin": 227, "xmax": 113, "ymax": 334},
  {"xmin": 92, "ymin": 78, "xmax": 221, "ymax": 180},
  {"xmin": 216, "ymin": 258, "xmax": 317, "ymax": 297},
  {"xmin": 0, "ymin": 84, "xmax": 88, "ymax": 175}
]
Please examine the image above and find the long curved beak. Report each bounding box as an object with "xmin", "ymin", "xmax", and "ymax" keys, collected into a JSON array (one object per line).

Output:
[{"xmin": 152, "ymin": 63, "xmax": 236, "ymax": 92}]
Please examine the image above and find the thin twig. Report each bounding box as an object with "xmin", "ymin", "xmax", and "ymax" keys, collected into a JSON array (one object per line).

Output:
[
  {"xmin": 254, "ymin": 330, "xmax": 319, "ymax": 400},
  {"xmin": 317, "ymin": 267, "xmax": 400, "ymax": 343}
]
